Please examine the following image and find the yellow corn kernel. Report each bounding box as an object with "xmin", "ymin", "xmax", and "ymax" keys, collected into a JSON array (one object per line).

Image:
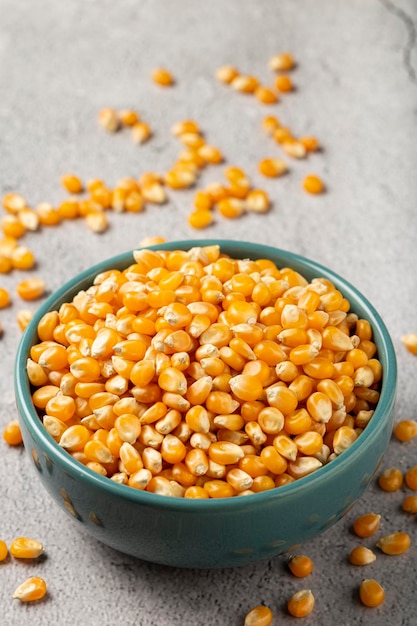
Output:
[
  {"xmin": 349, "ymin": 546, "xmax": 377, "ymax": 566},
  {"xmin": 151, "ymin": 67, "xmax": 174, "ymax": 86},
  {"xmin": 141, "ymin": 181, "xmax": 167, "ymax": 204},
  {"xmin": 36, "ymin": 202, "xmax": 61, "ymax": 226},
  {"xmin": 231, "ymin": 75, "xmax": 259, "ymax": 94},
  {"xmin": 215, "ymin": 65, "xmax": 239, "ymax": 84},
  {"xmin": 378, "ymin": 466, "xmax": 403, "ymax": 492},
  {"xmin": 246, "ymin": 189, "xmax": 270, "ymax": 214},
  {"xmin": 255, "ymin": 85, "xmax": 278, "ymax": 104},
  {"xmin": 13, "ymin": 576, "xmax": 47, "ymax": 602},
  {"xmin": 59, "ymin": 425, "xmax": 91, "ymax": 451},
  {"xmin": 268, "ymin": 52, "xmax": 295, "ymax": 71},
  {"xmin": 3, "ymin": 420, "xmax": 23, "ymax": 446},
  {"xmin": 353, "ymin": 512, "xmax": 381, "ymax": 538},
  {"xmin": 16, "ymin": 278, "xmax": 45, "ymax": 301},
  {"xmin": 274, "ymin": 74, "xmax": 293, "ymax": 92},
  {"xmin": 132, "ymin": 121, "xmax": 152, "ymax": 144},
  {"xmin": 0, "ymin": 539, "xmax": 8, "ymax": 561},
  {"xmin": 303, "ymin": 174, "xmax": 325, "ymax": 194},
  {"xmin": 0, "ymin": 287, "xmax": 10, "ymax": 308},
  {"xmin": 401, "ymin": 333, "xmax": 417, "ymax": 355},
  {"xmin": 203, "ymin": 479, "xmax": 235, "ymax": 498},
  {"xmin": 258, "ymin": 157, "xmax": 288, "ymax": 178},
  {"xmin": 244, "ymin": 605, "xmax": 273, "ymax": 626},
  {"xmin": 300, "ymin": 136, "xmax": 320, "ymax": 152},
  {"xmin": 282, "ymin": 140, "xmax": 307, "ymax": 159},
  {"xmin": 98, "ymin": 107, "xmax": 119, "ymax": 132},
  {"xmin": 1, "ymin": 214, "xmax": 26, "ymax": 238},
  {"xmin": 11, "ymin": 245, "xmax": 36, "ymax": 270},
  {"xmin": 17, "ymin": 309, "xmax": 34, "ymax": 330},
  {"xmin": 288, "ymin": 554, "xmax": 314, "ymax": 577},
  {"xmin": 10, "ymin": 537, "xmax": 44, "ymax": 559},
  {"xmin": 402, "ymin": 494, "xmax": 417, "ymax": 513},
  {"xmin": 61, "ymin": 174, "xmax": 83, "ymax": 194},
  {"xmin": 119, "ymin": 109, "xmax": 140, "ymax": 126},
  {"xmin": 2, "ymin": 192, "xmax": 27, "ymax": 214},
  {"xmin": 85, "ymin": 210, "xmax": 109, "ymax": 233},
  {"xmin": 359, "ymin": 579, "xmax": 385, "ymax": 607},
  {"xmin": 287, "ymin": 589, "xmax": 315, "ymax": 618},
  {"xmin": 405, "ymin": 465, "xmax": 417, "ymax": 490}
]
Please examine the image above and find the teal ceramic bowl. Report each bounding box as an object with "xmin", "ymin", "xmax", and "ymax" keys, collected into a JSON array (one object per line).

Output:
[{"xmin": 14, "ymin": 240, "xmax": 397, "ymax": 568}]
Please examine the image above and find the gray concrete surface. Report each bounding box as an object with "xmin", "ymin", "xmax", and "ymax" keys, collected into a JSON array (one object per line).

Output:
[{"xmin": 1, "ymin": 0, "xmax": 417, "ymax": 624}]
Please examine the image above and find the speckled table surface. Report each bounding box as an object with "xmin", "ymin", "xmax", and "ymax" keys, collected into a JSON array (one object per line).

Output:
[{"xmin": 1, "ymin": 0, "xmax": 417, "ymax": 624}]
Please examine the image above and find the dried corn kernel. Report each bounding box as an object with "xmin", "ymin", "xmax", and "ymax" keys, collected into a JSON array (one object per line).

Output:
[
  {"xmin": 302, "ymin": 174, "xmax": 325, "ymax": 194},
  {"xmin": 10, "ymin": 537, "xmax": 44, "ymax": 559},
  {"xmin": 376, "ymin": 532, "xmax": 411, "ymax": 555},
  {"xmin": 0, "ymin": 539, "xmax": 8, "ymax": 561},
  {"xmin": 349, "ymin": 546, "xmax": 376, "ymax": 566},
  {"xmin": 61, "ymin": 174, "xmax": 83, "ymax": 194},
  {"xmin": 287, "ymin": 589, "xmax": 315, "ymax": 618},
  {"xmin": 244, "ymin": 605, "xmax": 273, "ymax": 626},
  {"xmin": 405, "ymin": 465, "xmax": 417, "ymax": 490},
  {"xmin": 258, "ymin": 158, "xmax": 288, "ymax": 178},
  {"xmin": 98, "ymin": 107, "xmax": 119, "ymax": 132},
  {"xmin": 268, "ymin": 52, "xmax": 295, "ymax": 72},
  {"xmin": 0, "ymin": 287, "xmax": 10, "ymax": 308},
  {"xmin": 13, "ymin": 577, "xmax": 47, "ymax": 602},
  {"xmin": 151, "ymin": 67, "xmax": 174, "ymax": 86},
  {"xmin": 353, "ymin": 512, "xmax": 381, "ymax": 538},
  {"xmin": 378, "ymin": 467, "xmax": 403, "ymax": 492},
  {"xmin": 401, "ymin": 333, "xmax": 417, "ymax": 355},
  {"xmin": 16, "ymin": 278, "xmax": 45, "ymax": 301},
  {"xmin": 215, "ymin": 65, "xmax": 239, "ymax": 84},
  {"xmin": 394, "ymin": 419, "xmax": 417, "ymax": 442},
  {"xmin": 3, "ymin": 420, "xmax": 23, "ymax": 446},
  {"xmin": 359, "ymin": 579, "xmax": 384, "ymax": 607},
  {"xmin": 288, "ymin": 554, "xmax": 314, "ymax": 577}
]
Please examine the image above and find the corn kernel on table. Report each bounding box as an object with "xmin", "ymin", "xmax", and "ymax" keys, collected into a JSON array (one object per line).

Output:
[{"xmin": 1, "ymin": 0, "xmax": 417, "ymax": 624}]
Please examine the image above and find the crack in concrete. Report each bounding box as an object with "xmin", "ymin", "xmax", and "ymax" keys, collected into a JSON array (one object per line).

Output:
[{"xmin": 378, "ymin": 0, "xmax": 417, "ymax": 84}]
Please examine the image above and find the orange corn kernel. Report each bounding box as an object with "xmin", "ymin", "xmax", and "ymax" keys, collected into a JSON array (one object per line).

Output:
[
  {"xmin": 119, "ymin": 109, "xmax": 140, "ymax": 126},
  {"xmin": 378, "ymin": 467, "xmax": 403, "ymax": 492},
  {"xmin": 255, "ymin": 86, "xmax": 278, "ymax": 105},
  {"xmin": 394, "ymin": 419, "xmax": 417, "ymax": 442},
  {"xmin": 3, "ymin": 420, "xmax": 23, "ymax": 446},
  {"xmin": 215, "ymin": 65, "xmax": 239, "ymax": 84},
  {"xmin": 16, "ymin": 278, "xmax": 46, "ymax": 301},
  {"xmin": 231, "ymin": 75, "xmax": 259, "ymax": 94},
  {"xmin": 359, "ymin": 579, "xmax": 385, "ymax": 607},
  {"xmin": 268, "ymin": 52, "xmax": 295, "ymax": 72},
  {"xmin": 302, "ymin": 174, "xmax": 325, "ymax": 194},
  {"xmin": 98, "ymin": 107, "xmax": 120, "ymax": 132},
  {"xmin": 274, "ymin": 75, "xmax": 293, "ymax": 92},
  {"xmin": 349, "ymin": 546, "xmax": 376, "ymax": 566},
  {"xmin": 405, "ymin": 465, "xmax": 417, "ymax": 490},
  {"xmin": 13, "ymin": 576, "xmax": 47, "ymax": 602},
  {"xmin": 376, "ymin": 532, "xmax": 411, "ymax": 555},
  {"xmin": 0, "ymin": 287, "xmax": 10, "ymax": 308},
  {"xmin": 353, "ymin": 512, "xmax": 381, "ymax": 538},
  {"xmin": 288, "ymin": 554, "xmax": 314, "ymax": 578},
  {"xmin": 287, "ymin": 589, "xmax": 315, "ymax": 618},
  {"xmin": 151, "ymin": 67, "xmax": 174, "ymax": 87},
  {"xmin": 300, "ymin": 136, "xmax": 320, "ymax": 152},
  {"xmin": 132, "ymin": 122, "xmax": 152, "ymax": 144},
  {"xmin": 61, "ymin": 174, "xmax": 83, "ymax": 194},
  {"xmin": 401, "ymin": 333, "xmax": 417, "ymax": 355},
  {"xmin": 258, "ymin": 158, "xmax": 288, "ymax": 178},
  {"xmin": 2, "ymin": 192, "xmax": 27, "ymax": 214},
  {"xmin": 10, "ymin": 537, "xmax": 44, "ymax": 559},
  {"xmin": 244, "ymin": 605, "xmax": 273, "ymax": 626}
]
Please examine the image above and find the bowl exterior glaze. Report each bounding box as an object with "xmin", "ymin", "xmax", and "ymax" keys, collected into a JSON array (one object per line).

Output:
[{"xmin": 15, "ymin": 240, "xmax": 397, "ymax": 568}]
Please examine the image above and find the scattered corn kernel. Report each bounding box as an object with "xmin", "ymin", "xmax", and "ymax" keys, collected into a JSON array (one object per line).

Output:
[
  {"xmin": 255, "ymin": 86, "xmax": 278, "ymax": 105},
  {"xmin": 215, "ymin": 65, "xmax": 239, "ymax": 84},
  {"xmin": 359, "ymin": 579, "xmax": 384, "ymax": 607},
  {"xmin": 302, "ymin": 174, "xmax": 325, "ymax": 194},
  {"xmin": 244, "ymin": 604, "xmax": 273, "ymax": 626},
  {"xmin": 0, "ymin": 287, "xmax": 10, "ymax": 308},
  {"xmin": 405, "ymin": 465, "xmax": 417, "ymax": 490},
  {"xmin": 10, "ymin": 537, "xmax": 44, "ymax": 559},
  {"xmin": 349, "ymin": 546, "xmax": 377, "ymax": 566},
  {"xmin": 119, "ymin": 109, "xmax": 140, "ymax": 126},
  {"xmin": 0, "ymin": 539, "xmax": 8, "ymax": 561},
  {"xmin": 287, "ymin": 589, "xmax": 315, "ymax": 618},
  {"xmin": 376, "ymin": 531, "xmax": 411, "ymax": 555},
  {"xmin": 61, "ymin": 174, "xmax": 83, "ymax": 194},
  {"xmin": 402, "ymin": 494, "xmax": 417, "ymax": 513},
  {"xmin": 274, "ymin": 75, "xmax": 293, "ymax": 92},
  {"xmin": 151, "ymin": 67, "xmax": 174, "ymax": 87},
  {"xmin": 13, "ymin": 576, "xmax": 47, "ymax": 602},
  {"xmin": 258, "ymin": 158, "xmax": 288, "ymax": 178},
  {"xmin": 231, "ymin": 75, "xmax": 259, "ymax": 94},
  {"xmin": 132, "ymin": 121, "xmax": 152, "ymax": 144},
  {"xmin": 98, "ymin": 107, "xmax": 120, "ymax": 132},
  {"xmin": 268, "ymin": 52, "xmax": 295, "ymax": 72},
  {"xmin": 353, "ymin": 512, "xmax": 381, "ymax": 538},
  {"xmin": 288, "ymin": 554, "xmax": 314, "ymax": 577},
  {"xmin": 3, "ymin": 420, "xmax": 23, "ymax": 446},
  {"xmin": 188, "ymin": 210, "xmax": 213, "ymax": 229},
  {"xmin": 17, "ymin": 309, "xmax": 34, "ymax": 331},
  {"xmin": 16, "ymin": 278, "xmax": 46, "ymax": 301},
  {"xmin": 401, "ymin": 333, "xmax": 417, "ymax": 355},
  {"xmin": 378, "ymin": 467, "xmax": 403, "ymax": 492},
  {"xmin": 394, "ymin": 419, "xmax": 417, "ymax": 442}
]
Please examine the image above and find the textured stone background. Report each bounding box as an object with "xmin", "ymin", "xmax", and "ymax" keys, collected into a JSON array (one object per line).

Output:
[{"xmin": 1, "ymin": 0, "xmax": 416, "ymax": 624}]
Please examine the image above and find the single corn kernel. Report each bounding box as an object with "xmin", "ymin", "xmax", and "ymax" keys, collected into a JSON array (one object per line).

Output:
[
  {"xmin": 16, "ymin": 278, "xmax": 46, "ymax": 301},
  {"xmin": 258, "ymin": 158, "xmax": 288, "ymax": 178},
  {"xmin": 394, "ymin": 419, "xmax": 417, "ymax": 442},
  {"xmin": 359, "ymin": 579, "xmax": 385, "ymax": 607},
  {"xmin": 378, "ymin": 467, "xmax": 403, "ymax": 492},
  {"xmin": 302, "ymin": 174, "xmax": 325, "ymax": 194},
  {"xmin": 353, "ymin": 512, "xmax": 381, "ymax": 538},
  {"xmin": 244, "ymin": 605, "xmax": 273, "ymax": 626},
  {"xmin": 288, "ymin": 554, "xmax": 314, "ymax": 577},
  {"xmin": 3, "ymin": 420, "xmax": 23, "ymax": 446},
  {"xmin": 231, "ymin": 75, "xmax": 259, "ymax": 94},
  {"xmin": 188, "ymin": 210, "xmax": 213, "ymax": 229},
  {"xmin": 10, "ymin": 537, "xmax": 44, "ymax": 559},
  {"xmin": 17, "ymin": 309, "xmax": 34, "ymax": 330},
  {"xmin": 151, "ymin": 67, "xmax": 174, "ymax": 87},
  {"xmin": 138, "ymin": 236, "xmax": 167, "ymax": 247},
  {"xmin": 282, "ymin": 140, "xmax": 307, "ymax": 159},
  {"xmin": 2, "ymin": 192, "xmax": 26, "ymax": 214},
  {"xmin": 0, "ymin": 287, "xmax": 11, "ymax": 308},
  {"xmin": 119, "ymin": 109, "xmax": 140, "ymax": 126},
  {"xmin": 246, "ymin": 189, "xmax": 270, "ymax": 213},
  {"xmin": 405, "ymin": 465, "xmax": 417, "ymax": 490},
  {"xmin": 13, "ymin": 577, "xmax": 47, "ymax": 603},
  {"xmin": 402, "ymin": 494, "xmax": 417, "ymax": 513},
  {"xmin": 401, "ymin": 333, "xmax": 417, "ymax": 355},
  {"xmin": 376, "ymin": 532, "xmax": 411, "ymax": 555},
  {"xmin": 274, "ymin": 75, "xmax": 293, "ymax": 92},
  {"xmin": 268, "ymin": 52, "xmax": 295, "ymax": 71},
  {"xmin": 132, "ymin": 122, "xmax": 152, "ymax": 144},
  {"xmin": 300, "ymin": 136, "xmax": 320, "ymax": 152},
  {"xmin": 98, "ymin": 107, "xmax": 120, "ymax": 132},
  {"xmin": 287, "ymin": 589, "xmax": 315, "ymax": 618},
  {"xmin": 255, "ymin": 85, "xmax": 278, "ymax": 105},
  {"xmin": 0, "ymin": 539, "xmax": 8, "ymax": 561},
  {"xmin": 215, "ymin": 65, "xmax": 239, "ymax": 84},
  {"xmin": 61, "ymin": 174, "xmax": 83, "ymax": 194},
  {"xmin": 349, "ymin": 546, "xmax": 377, "ymax": 566}
]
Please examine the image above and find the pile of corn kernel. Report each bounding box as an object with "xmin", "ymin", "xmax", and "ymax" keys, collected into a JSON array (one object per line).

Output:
[{"xmin": 25, "ymin": 244, "xmax": 382, "ymax": 498}]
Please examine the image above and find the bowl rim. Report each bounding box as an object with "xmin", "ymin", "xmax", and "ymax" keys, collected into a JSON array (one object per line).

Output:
[{"xmin": 15, "ymin": 239, "xmax": 397, "ymax": 512}]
